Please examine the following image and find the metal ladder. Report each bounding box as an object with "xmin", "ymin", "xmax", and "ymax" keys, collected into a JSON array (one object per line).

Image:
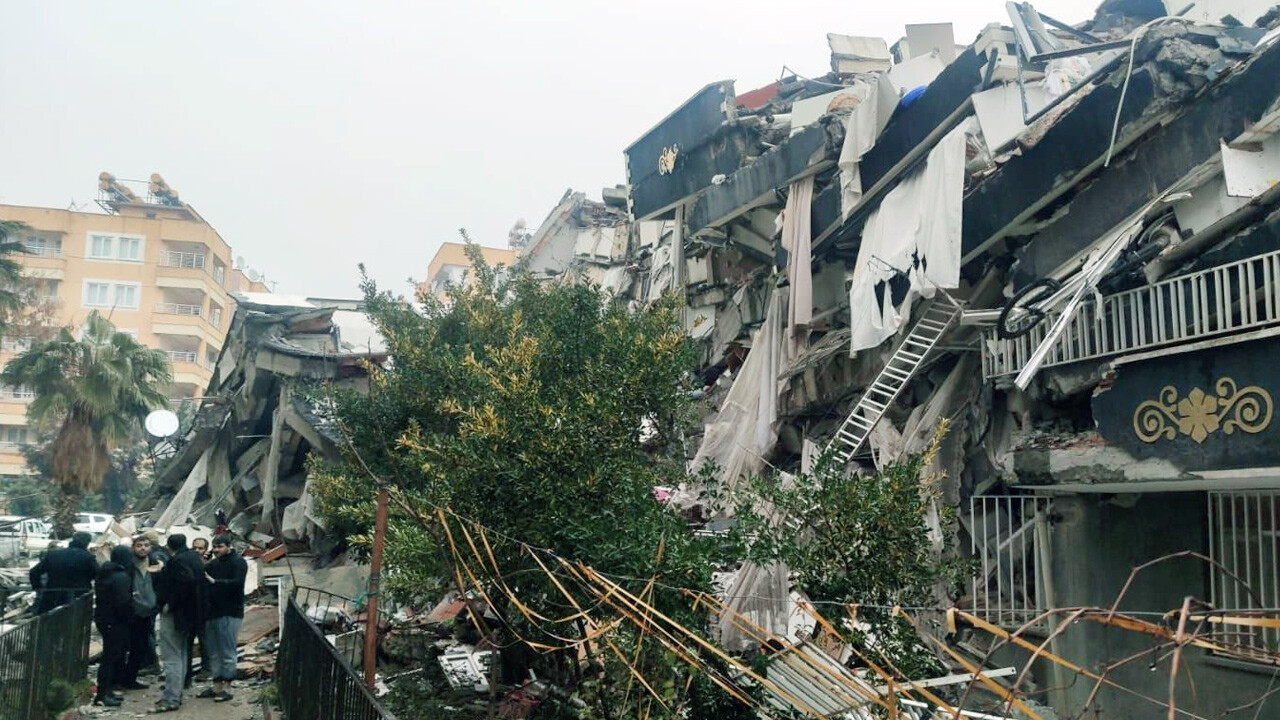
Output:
[{"xmin": 826, "ymin": 294, "xmax": 964, "ymax": 464}]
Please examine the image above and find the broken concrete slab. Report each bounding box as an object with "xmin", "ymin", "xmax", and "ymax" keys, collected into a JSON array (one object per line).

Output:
[
  {"xmin": 687, "ymin": 121, "xmax": 835, "ymax": 237},
  {"xmin": 1007, "ymin": 35, "xmax": 1280, "ymax": 285},
  {"xmin": 827, "ymin": 34, "xmax": 892, "ymax": 74}
]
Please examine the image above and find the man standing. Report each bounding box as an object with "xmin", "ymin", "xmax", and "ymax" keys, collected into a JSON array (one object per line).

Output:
[
  {"xmin": 93, "ymin": 545, "xmax": 135, "ymax": 707},
  {"xmin": 30, "ymin": 532, "xmax": 97, "ymax": 614},
  {"xmin": 122, "ymin": 535, "xmax": 159, "ymax": 690},
  {"xmin": 186, "ymin": 537, "xmax": 212, "ymax": 685},
  {"xmin": 154, "ymin": 534, "xmax": 205, "ymax": 713},
  {"xmin": 199, "ymin": 534, "xmax": 247, "ymax": 703}
]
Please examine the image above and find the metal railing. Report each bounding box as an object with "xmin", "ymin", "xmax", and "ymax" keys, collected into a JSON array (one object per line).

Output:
[
  {"xmin": 967, "ymin": 495, "xmax": 1051, "ymax": 630},
  {"xmin": 155, "ymin": 303, "xmax": 204, "ymax": 318},
  {"xmin": 984, "ymin": 248, "xmax": 1280, "ymax": 378},
  {"xmin": 279, "ymin": 588, "xmax": 396, "ymax": 720},
  {"xmin": 22, "ymin": 244, "xmax": 63, "ymax": 258},
  {"xmin": 0, "ymin": 337, "xmax": 34, "ymax": 352},
  {"xmin": 158, "ymin": 250, "xmax": 207, "ymax": 270},
  {"xmin": 164, "ymin": 350, "xmax": 199, "ymax": 364},
  {"xmin": 0, "ymin": 385, "xmax": 35, "ymax": 400},
  {"xmin": 0, "ymin": 593, "xmax": 92, "ymax": 720},
  {"xmin": 1208, "ymin": 490, "xmax": 1280, "ymax": 658}
]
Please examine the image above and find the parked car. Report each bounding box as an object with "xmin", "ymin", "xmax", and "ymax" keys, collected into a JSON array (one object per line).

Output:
[
  {"xmin": 0, "ymin": 516, "xmax": 55, "ymax": 556},
  {"xmin": 72, "ymin": 512, "xmax": 113, "ymax": 535}
]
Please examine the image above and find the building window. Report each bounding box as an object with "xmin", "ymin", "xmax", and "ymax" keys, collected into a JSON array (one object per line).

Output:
[
  {"xmin": 83, "ymin": 280, "xmax": 141, "ymax": 309},
  {"xmin": 114, "ymin": 284, "xmax": 138, "ymax": 309},
  {"xmin": 88, "ymin": 234, "xmax": 114, "ymax": 258},
  {"xmin": 43, "ymin": 279, "xmax": 60, "ymax": 300},
  {"xmin": 209, "ymin": 306, "xmax": 223, "ymax": 328},
  {"xmin": 0, "ymin": 425, "xmax": 28, "ymax": 446},
  {"xmin": 85, "ymin": 282, "xmax": 111, "ymax": 307},
  {"xmin": 86, "ymin": 232, "xmax": 144, "ymax": 262},
  {"xmin": 1208, "ymin": 491, "xmax": 1280, "ymax": 657},
  {"xmin": 117, "ymin": 236, "xmax": 142, "ymax": 261}
]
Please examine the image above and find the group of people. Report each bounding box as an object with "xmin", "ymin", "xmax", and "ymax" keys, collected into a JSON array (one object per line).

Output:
[{"xmin": 29, "ymin": 530, "xmax": 248, "ymax": 713}]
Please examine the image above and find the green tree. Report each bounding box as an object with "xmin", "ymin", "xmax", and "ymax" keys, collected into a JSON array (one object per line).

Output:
[
  {"xmin": 730, "ymin": 426, "xmax": 968, "ymax": 680},
  {"xmin": 0, "ymin": 311, "xmax": 171, "ymax": 535},
  {"xmin": 21, "ymin": 435, "xmax": 152, "ymax": 517},
  {"xmin": 0, "ymin": 220, "xmax": 29, "ymax": 330},
  {"xmin": 313, "ymin": 247, "xmax": 734, "ymax": 717}
]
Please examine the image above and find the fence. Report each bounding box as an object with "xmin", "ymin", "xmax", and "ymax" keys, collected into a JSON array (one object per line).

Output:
[
  {"xmin": 967, "ymin": 495, "xmax": 1052, "ymax": 630},
  {"xmin": 278, "ymin": 587, "xmax": 396, "ymax": 720},
  {"xmin": 0, "ymin": 593, "xmax": 93, "ymax": 720}
]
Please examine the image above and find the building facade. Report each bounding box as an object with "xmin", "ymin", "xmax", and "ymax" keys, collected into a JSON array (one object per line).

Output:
[
  {"xmin": 423, "ymin": 241, "xmax": 518, "ymax": 302},
  {"xmin": 0, "ymin": 173, "xmax": 268, "ymax": 477}
]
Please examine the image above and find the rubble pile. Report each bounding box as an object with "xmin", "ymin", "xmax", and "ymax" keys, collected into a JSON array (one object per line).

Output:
[
  {"xmin": 478, "ymin": 0, "xmax": 1280, "ymax": 716},
  {"xmin": 145, "ymin": 296, "xmax": 386, "ymax": 546}
]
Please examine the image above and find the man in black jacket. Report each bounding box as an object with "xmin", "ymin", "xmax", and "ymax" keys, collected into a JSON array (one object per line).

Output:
[
  {"xmin": 29, "ymin": 532, "xmax": 97, "ymax": 614},
  {"xmin": 121, "ymin": 535, "xmax": 159, "ymax": 690},
  {"xmin": 153, "ymin": 534, "xmax": 205, "ymax": 712},
  {"xmin": 93, "ymin": 545, "xmax": 135, "ymax": 707},
  {"xmin": 197, "ymin": 534, "xmax": 247, "ymax": 703}
]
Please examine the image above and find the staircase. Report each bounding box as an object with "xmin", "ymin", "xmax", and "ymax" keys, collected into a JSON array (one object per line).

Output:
[{"xmin": 826, "ymin": 294, "xmax": 964, "ymax": 464}]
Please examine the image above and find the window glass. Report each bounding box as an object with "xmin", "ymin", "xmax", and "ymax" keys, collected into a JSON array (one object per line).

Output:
[
  {"xmin": 114, "ymin": 284, "xmax": 138, "ymax": 308},
  {"xmin": 88, "ymin": 234, "xmax": 114, "ymax": 258},
  {"xmin": 85, "ymin": 282, "xmax": 110, "ymax": 306}
]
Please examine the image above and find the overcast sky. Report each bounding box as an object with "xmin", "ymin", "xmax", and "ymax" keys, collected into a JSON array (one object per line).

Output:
[{"xmin": 0, "ymin": 0, "xmax": 1099, "ymax": 298}]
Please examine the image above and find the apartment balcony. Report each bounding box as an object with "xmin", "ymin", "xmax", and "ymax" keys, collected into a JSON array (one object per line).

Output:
[
  {"xmin": 156, "ymin": 302, "xmax": 204, "ymax": 318},
  {"xmin": 159, "ymin": 250, "xmax": 207, "ymax": 270},
  {"xmin": 0, "ymin": 337, "xmax": 34, "ymax": 353},
  {"xmin": 164, "ymin": 350, "xmax": 199, "ymax": 365},
  {"xmin": 24, "ymin": 245, "xmax": 64, "ymax": 259},
  {"xmin": 983, "ymin": 248, "xmax": 1280, "ymax": 379},
  {"xmin": 156, "ymin": 250, "xmax": 229, "ymax": 298}
]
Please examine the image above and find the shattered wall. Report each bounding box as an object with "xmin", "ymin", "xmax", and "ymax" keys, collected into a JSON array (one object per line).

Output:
[{"xmin": 147, "ymin": 296, "xmax": 386, "ymax": 549}]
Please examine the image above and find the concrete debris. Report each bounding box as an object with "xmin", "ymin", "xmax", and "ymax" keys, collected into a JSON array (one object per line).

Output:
[
  {"xmin": 146, "ymin": 296, "xmax": 387, "ymax": 551},
  {"xmin": 504, "ymin": 0, "xmax": 1280, "ymax": 715}
]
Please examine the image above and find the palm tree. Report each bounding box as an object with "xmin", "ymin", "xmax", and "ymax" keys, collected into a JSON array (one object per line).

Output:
[
  {"xmin": 0, "ymin": 220, "xmax": 31, "ymax": 332},
  {"xmin": 1, "ymin": 311, "xmax": 171, "ymax": 535}
]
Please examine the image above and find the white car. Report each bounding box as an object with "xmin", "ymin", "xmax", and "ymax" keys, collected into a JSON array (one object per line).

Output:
[
  {"xmin": 0, "ymin": 516, "xmax": 55, "ymax": 556},
  {"xmin": 72, "ymin": 513, "xmax": 113, "ymax": 535}
]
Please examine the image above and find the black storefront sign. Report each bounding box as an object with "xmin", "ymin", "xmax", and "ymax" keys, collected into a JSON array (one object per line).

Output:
[{"xmin": 1092, "ymin": 335, "xmax": 1279, "ymax": 471}]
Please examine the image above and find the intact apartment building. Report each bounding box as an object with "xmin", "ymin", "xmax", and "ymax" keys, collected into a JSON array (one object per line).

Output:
[
  {"xmin": 0, "ymin": 173, "xmax": 268, "ymax": 477},
  {"xmin": 423, "ymin": 241, "xmax": 518, "ymax": 302}
]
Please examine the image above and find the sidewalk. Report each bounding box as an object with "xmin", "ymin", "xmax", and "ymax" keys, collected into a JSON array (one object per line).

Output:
[{"xmin": 77, "ymin": 681, "xmax": 261, "ymax": 720}]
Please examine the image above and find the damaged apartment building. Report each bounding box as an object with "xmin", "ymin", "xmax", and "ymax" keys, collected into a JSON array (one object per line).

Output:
[
  {"xmin": 144, "ymin": 295, "xmax": 385, "ymax": 552},
  {"xmin": 521, "ymin": 0, "xmax": 1280, "ymax": 717}
]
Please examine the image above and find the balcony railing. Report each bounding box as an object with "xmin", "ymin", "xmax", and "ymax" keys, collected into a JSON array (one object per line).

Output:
[
  {"xmin": 23, "ymin": 244, "xmax": 63, "ymax": 258},
  {"xmin": 983, "ymin": 248, "xmax": 1280, "ymax": 378},
  {"xmin": 164, "ymin": 350, "xmax": 199, "ymax": 364},
  {"xmin": 155, "ymin": 303, "xmax": 205, "ymax": 318},
  {"xmin": 0, "ymin": 337, "xmax": 34, "ymax": 352},
  {"xmin": 159, "ymin": 251, "xmax": 207, "ymax": 269},
  {"xmin": 0, "ymin": 385, "xmax": 35, "ymax": 400}
]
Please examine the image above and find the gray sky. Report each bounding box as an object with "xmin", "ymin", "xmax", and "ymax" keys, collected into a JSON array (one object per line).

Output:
[{"xmin": 0, "ymin": 0, "xmax": 1098, "ymax": 298}]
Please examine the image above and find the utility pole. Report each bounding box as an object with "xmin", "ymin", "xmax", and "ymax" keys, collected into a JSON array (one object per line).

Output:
[{"xmin": 364, "ymin": 488, "xmax": 390, "ymax": 689}]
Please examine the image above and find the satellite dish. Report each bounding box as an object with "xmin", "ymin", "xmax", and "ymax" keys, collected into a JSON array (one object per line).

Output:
[{"xmin": 144, "ymin": 409, "xmax": 180, "ymax": 438}]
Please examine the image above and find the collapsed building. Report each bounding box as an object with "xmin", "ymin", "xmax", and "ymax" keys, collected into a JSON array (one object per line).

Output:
[
  {"xmin": 521, "ymin": 1, "xmax": 1280, "ymax": 716},
  {"xmin": 145, "ymin": 295, "xmax": 386, "ymax": 552}
]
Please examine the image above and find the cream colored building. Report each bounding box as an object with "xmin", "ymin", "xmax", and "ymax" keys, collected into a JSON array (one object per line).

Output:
[
  {"xmin": 424, "ymin": 241, "xmax": 518, "ymax": 302},
  {"xmin": 0, "ymin": 173, "xmax": 269, "ymax": 476}
]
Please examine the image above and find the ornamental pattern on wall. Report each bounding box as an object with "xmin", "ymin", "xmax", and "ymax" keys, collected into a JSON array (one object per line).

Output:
[{"xmin": 1133, "ymin": 378, "xmax": 1273, "ymax": 444}]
